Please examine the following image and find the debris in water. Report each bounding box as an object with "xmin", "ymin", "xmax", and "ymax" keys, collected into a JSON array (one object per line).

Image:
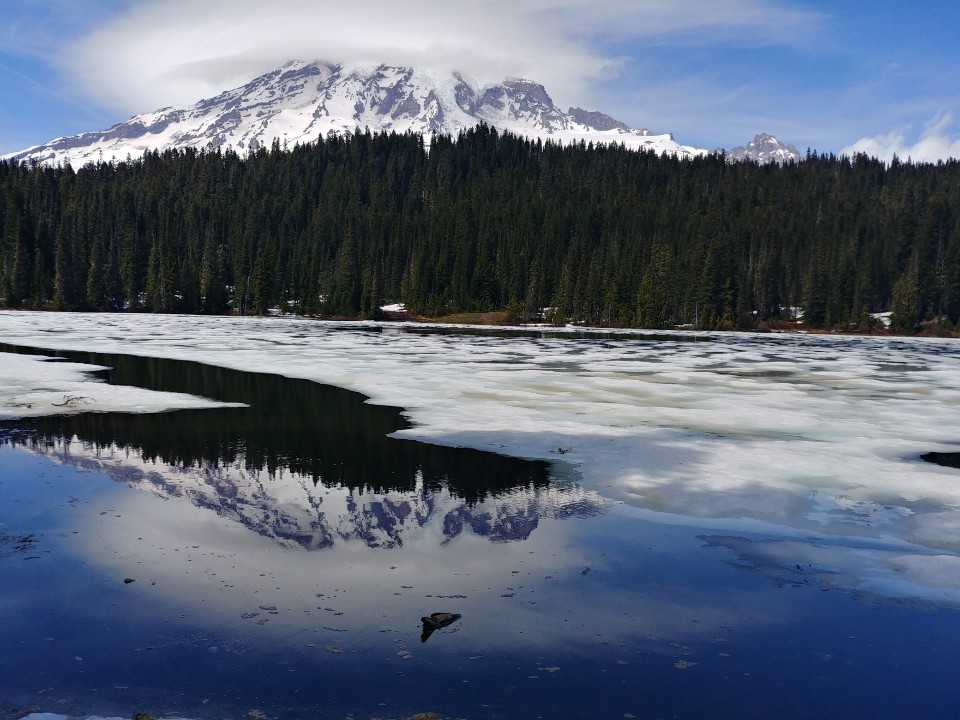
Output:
[{"xmin": 420, "ymin": 612, "xmax": 462, "ymax": 643}]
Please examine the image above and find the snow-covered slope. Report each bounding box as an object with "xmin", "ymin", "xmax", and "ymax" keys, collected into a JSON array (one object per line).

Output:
[
  {"xmin": 3, "ymin": 60, "xmax": 707, "ymax": 166},
  {"xmin": 727, "ymin": 132, "xmax": 801, "ymax": 164}
]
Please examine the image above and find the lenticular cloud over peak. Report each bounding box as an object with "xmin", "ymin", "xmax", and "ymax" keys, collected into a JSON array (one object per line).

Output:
[
  {"xmin": 61, "ymin": 0, "xmax": 819, "ymax": 120},
  {"xmin": 63, "ymin": 0, "xmax": 608, "ymax": 115}
]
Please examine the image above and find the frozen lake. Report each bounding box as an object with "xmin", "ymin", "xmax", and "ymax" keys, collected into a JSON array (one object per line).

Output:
[{"xmin": 1, "ymin": 311, "xmax": 960, "ymax": 719}]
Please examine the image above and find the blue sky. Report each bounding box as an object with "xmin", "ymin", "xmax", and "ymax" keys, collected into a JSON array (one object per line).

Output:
[{"xmin": 2, "ymin": 0, "xmax": 960, "ymax": 161}]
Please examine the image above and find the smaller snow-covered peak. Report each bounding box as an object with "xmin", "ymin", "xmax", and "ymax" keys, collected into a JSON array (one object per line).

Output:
[{"xmin": 727, "ymin": 132, "xmax": 801, "ymax": 165}]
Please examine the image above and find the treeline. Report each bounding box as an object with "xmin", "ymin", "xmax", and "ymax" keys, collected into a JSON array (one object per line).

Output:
[{"xmin": 2, "ymin": 125, "xmax": 960, "ymax": 332}]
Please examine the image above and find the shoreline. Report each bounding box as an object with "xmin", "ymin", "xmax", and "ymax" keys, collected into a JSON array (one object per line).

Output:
[{"xmin": 2, "ymin": 305, "xmax": 954, "ymax": 338}]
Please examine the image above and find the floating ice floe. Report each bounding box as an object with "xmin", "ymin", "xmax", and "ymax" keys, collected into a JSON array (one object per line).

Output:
[{"xmin": 0, "ymin": 351, "xmax": 244, "ymax": 420}]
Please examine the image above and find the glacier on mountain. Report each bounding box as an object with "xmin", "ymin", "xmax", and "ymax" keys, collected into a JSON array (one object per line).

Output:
[{"xmin": 3, "ymin": 60, "xmax": 707, "ymax": 166}]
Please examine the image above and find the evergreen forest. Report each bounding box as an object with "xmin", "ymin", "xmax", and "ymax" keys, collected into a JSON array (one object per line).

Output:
[{"xmin": 2, "ymin": 125, "xmax": 959, "ymax": 334}]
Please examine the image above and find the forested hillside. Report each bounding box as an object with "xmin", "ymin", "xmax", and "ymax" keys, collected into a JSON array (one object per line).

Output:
[{"xmin": 2, "ymin": 125, "xmax": 959, "ymax": 333}]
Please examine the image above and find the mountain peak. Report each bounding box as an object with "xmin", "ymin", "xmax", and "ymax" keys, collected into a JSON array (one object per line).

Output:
[
  {"xmin": 727, "ymin": 132, "xmax": 801, "ymax": 164},
  {"xmin": 3, "ymin": 60, "xmax": 708, "ymax": 166}
]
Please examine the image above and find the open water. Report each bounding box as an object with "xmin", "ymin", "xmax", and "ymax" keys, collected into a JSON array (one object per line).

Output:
[{"xmin": 2, "ymin": 342, "xmax": 959, "ymax": 719}]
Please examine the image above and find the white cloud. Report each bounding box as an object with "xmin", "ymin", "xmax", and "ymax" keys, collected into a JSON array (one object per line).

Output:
[
  {"xmin": 61, "ymin": 0, "xmax": 820, "ymax": 116},
  {"xmin": 841, "ymin": 113, "xmax": 960, "ymax": 164}
]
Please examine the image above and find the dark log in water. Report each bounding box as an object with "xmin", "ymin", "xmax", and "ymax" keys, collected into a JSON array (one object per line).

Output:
[{"xmin": 921, "ymin": 451, "xmax": 960, "ymax": 469}]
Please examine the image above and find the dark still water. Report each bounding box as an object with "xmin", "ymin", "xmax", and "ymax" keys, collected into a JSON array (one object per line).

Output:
[
  {"xmin": 1, "ymin": 344, "xmax": 959, "ymax": 720},
  {"xmin": 0, "ymin": 343, "xmax": 553, "ymax": 505}
]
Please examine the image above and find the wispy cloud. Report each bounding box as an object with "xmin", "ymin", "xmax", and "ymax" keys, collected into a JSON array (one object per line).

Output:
[
  {"xmin": 841, "ymin": 113, "xmax": 960, "ymax": 163},
  {"xmin": 0, "ymin": 61, "xmax": 102, "ymax": 114},
  {"xmin": 0, "ymin": 0, "xmax": 129, "ymax": 60},
  {"xmin": 62, "ymin": 0, "xmax": 821, "ymax": 116}
]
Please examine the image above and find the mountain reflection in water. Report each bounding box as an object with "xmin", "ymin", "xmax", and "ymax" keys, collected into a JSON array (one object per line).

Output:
[{"xmin": 0, "ymin": 345, "xmax": 605, "ymax": 549}]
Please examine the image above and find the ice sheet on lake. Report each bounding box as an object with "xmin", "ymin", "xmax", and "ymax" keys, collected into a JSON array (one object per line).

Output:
[
  {"xmin": 2, "ymin": 310, "xmax": 960, "ymax": 605},
  {"xmin": 0, "ymin": 350, "xmax": 244, "ymax": 419}
]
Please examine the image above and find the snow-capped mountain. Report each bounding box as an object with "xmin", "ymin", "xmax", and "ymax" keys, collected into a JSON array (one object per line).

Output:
[
  {"xmin": 3, "ymin": 60, "xmax": 708, "ymax": 166},
  {"xmin": 727, "ymin": 132, "xmax": 801, "ymax": 164}
]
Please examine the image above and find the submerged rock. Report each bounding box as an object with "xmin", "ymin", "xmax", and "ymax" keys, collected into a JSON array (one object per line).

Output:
[{"xmin": 420, "ymin": 612, "xmax": 461, "ymax": 643}]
